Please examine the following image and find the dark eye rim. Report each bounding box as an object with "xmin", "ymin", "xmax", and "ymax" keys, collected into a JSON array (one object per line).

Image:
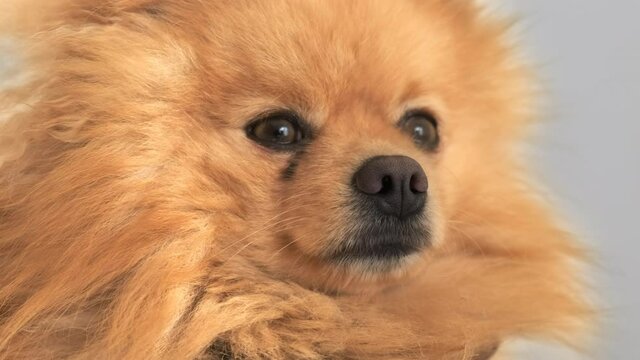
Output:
[
  {"xmin": 397, "ymin": 109, "xmax": 440, "ymax": 152},
  {"xmin": 245, "ymin": 110, "xmax": 314, "ymax": 152}
]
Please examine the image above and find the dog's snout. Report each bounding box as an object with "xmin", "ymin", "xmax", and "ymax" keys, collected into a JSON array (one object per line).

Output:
[{"xmin": 353, "ymin": 156, "xmax": 427, "ymax": 219}]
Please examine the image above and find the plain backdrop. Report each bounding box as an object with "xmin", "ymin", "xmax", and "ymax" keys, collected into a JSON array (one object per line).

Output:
[
  {"xmin": 1, "ymin": 1, "xmax": 638, "ymax": 359},
  {"xmin": 500, "ymin": 1, "xmax": 639, "ymax": 359}
]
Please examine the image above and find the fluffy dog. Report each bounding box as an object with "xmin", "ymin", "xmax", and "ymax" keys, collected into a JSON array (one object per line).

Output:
[{"xmin": 0, "ymin": 0, "xmax": 592, "ymax": 358}]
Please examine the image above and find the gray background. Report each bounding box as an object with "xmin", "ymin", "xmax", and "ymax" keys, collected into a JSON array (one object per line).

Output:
[
  {"xmin": 501, "ymin": 1, "xmax": 639, "ymax": 359},
  {"xmin": 1, "ymin": 1, "xmax": 638, "ymax": 358}
]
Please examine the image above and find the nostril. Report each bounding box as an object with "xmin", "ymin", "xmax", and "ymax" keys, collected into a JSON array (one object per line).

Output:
[
  {"xmin": 410, "ymin": 173, "xmax": 427, "ymax": 194},
  {"xmin": 380, "ymin": 175, "xmax": 393, "ymax": 194}
]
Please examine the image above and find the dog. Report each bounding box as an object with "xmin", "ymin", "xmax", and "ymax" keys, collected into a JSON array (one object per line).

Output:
[{"xmin": 0, "ymin": 0, "xmax": 592, "ymax": 358}]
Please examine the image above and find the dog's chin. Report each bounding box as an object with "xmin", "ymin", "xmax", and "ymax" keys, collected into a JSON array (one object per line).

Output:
[
  {"xmin": 332, "ymin": 250, "xmax": 424, "ymax": 277},
  {"xmin": 327, "ymin": 217, "xmax": 432, "ymax": 273},
  {"xmin": 270, "ymin": 219, "xmax": 431, "ymax": 294},
  {"xmin": 269, "ymin": 237, "xmax": 425, "ymax": 295},
  {"xmin": 328, "ymin": 237, "xmax": 428, "ymax": 274},
  {"xmin": 317, "ymin": 241, "xmax": 427, "ymax": 295}
]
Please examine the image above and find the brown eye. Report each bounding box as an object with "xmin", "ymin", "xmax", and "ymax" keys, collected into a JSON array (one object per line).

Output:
[
  {"xmin": 246, "ymin": 112, "xmax": 307, "ymax": 151},
  {"xmin": 399, "ymin": 111, "xmax": 439, "ymax": 151}
]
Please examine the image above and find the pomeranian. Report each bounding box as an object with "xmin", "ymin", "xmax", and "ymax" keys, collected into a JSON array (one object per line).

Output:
[{"xmin": 0, "ymin": 1, "xmax": 591, "ymax": 359}]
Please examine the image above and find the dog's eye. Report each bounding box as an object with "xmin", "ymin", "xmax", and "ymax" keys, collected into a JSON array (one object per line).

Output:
[
  {"xmin": 246, "ymin": 112, "xmax": 306, "ymax": 150},
  {"xmin": 399, "ymin": 111, "xmax": 439, "ymax": 151}
]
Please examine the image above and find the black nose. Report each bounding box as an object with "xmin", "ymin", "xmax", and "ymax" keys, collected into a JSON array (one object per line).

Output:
[{"xmin": 353, "ymin": 156, "xmax": 427, "ymax": 219}]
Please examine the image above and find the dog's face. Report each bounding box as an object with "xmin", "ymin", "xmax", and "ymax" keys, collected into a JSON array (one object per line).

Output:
[
  {"xmin": 225, "ymin": 1, "xmax": 449, "ymax": 280},
  {"xmin": 0, "ymin": 1, "xmax": 531, "ymax": 293},
  {"xmin": 149, "ymin": 0, "xmax": 528, "ymax": 291},
  {"xmin": 13, "ymin": 0, "xmax": 528, "ymax": 292}
]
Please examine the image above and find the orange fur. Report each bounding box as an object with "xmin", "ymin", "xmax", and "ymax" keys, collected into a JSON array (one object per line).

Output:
[{"xmin": 0, "ymin": 1, "xmax": 592, "ymax": 359}]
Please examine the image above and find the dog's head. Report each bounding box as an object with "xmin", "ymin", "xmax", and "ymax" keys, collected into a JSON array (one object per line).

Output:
[
  {"xmin": 145, "ymin": 1, "xmax": 531, "ymax": 291},
  {"xmin": 0, "ymin": 0, "xmax": 591, "ymax": 356},
  {"xmin": 2, "ymin": 0, "xmax": 533, "ymax": 289}
]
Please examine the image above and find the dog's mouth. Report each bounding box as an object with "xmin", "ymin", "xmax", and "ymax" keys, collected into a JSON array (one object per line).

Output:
[
  {"xmin": 268, "ymin": 202, "xmax": 432, "ymax": 293},
  {"xmin": 339, "ymin": 240, "xmax": 420, "ymax": 260},
  {"xmin": 327, "ymin": 215, "xmax": 431, "ymax": 270}
]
